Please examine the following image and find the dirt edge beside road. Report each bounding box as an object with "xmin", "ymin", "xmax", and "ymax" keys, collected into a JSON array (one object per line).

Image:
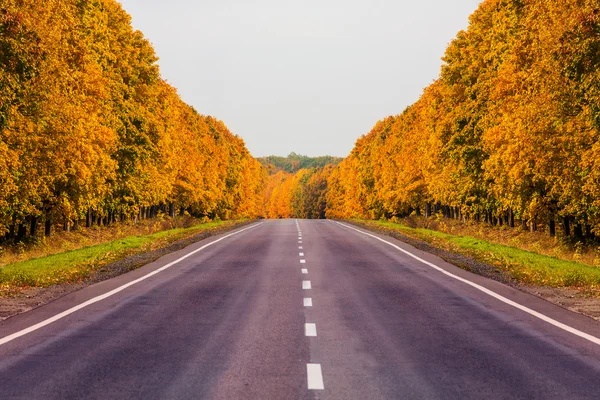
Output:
[
  {"xmin": 344, "ymin": 220, "xmax": 600, "ymax": 321},
  {"xmin": 0, "ymin": 220, "xmax": 256, "ymax": 321}
]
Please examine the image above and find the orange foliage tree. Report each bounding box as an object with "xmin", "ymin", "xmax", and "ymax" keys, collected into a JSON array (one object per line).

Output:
[{"xmin": 0, "ymin": 0, "xmax": 264, "ymax": 240}]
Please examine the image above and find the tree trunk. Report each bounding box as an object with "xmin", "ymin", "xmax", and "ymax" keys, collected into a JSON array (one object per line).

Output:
[
  {"xmin": 16, "ymin": 223, "xmax": 26, "ymax": 242},
  {"xmin": 30, "ymin": 216, "xmax": 38, "ymax": 236},
  {"xmin": 73, "ymin": 219, "xmax": 79, "ymax": 231},
  {"xmin": 45, "ymin": 218, "xmax": 52, "ymax": 237},
  {"xmin": 562, "ymin": 217, "xmax": 571, "ymax": 237},
  {"xmin": 548, "ymin": 218, "xmax": 556, "ymax": 237},
  {"xmin": 530, "ymin": 219, "xmax": 537, "ymax": 232},
  {"xmin": 508, "ymin": 209, "xmax": 515, "ymax": 228},
  {"xmin": 574, "ymin": 224, "xmax": 584, "ymax": 240}
]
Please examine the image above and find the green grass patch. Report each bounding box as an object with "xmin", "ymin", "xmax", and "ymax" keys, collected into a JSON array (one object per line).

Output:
[
  {"xmin": 358, "ymin": 220, "xmax": 600, "ymax": 290},
  {"xmin": 0, "ymin": 220, "xmax": 243, "ymax": 291}
]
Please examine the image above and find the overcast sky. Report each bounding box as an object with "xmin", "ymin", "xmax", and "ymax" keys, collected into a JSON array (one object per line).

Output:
[{"xmin": 118, "ymin": 0, "xmax": 482, "ymax": 157}]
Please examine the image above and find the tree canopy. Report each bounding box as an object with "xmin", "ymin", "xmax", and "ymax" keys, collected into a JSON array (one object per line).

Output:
[
  {"xmin": 326, "ymin": 0, "xmax": 600, "ymax": 240},
  {"xmin": 0, "ymin": 0, "xmax": 264, "ymax": 240}
]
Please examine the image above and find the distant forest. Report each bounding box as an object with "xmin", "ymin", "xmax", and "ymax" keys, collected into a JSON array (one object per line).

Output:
[{"xmin": 257, "ymin": 153, "xmax": 343, "ymax": 174}]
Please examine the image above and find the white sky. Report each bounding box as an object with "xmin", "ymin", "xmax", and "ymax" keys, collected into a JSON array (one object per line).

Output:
[{"xmin": 118, "ymin": 0, "xmax": 482, "ymax": 157}]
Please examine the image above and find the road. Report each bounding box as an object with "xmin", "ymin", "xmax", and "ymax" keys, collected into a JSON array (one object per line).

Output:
[{"xmin": 1, "ymin": 219, "xmax": 600, "ymax": 399}]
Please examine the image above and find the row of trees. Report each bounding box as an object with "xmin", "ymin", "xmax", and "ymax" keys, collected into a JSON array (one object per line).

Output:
[
  {"xmin": 0, "ymin": 0, "xmax": 264, "ymax": 241},
  {"xmin": 263, "ymin": 167, "xmax": 332, "ymax": 219},
  {"xmin": 326, "ymin": 0, "xmax": 600, "ymax": 240},
  {"xmin": 257, "ymin": 153, "xmax": 343, "ymax": 174}
]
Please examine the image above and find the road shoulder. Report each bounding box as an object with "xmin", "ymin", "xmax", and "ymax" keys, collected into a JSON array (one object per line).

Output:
[
  {"xmin": 0, "ymin": 220, "xmax": 256, "ymax": 321},
  {"xmin": 343, "ymin": 219, "xmax": 600, "ymax": 321}
]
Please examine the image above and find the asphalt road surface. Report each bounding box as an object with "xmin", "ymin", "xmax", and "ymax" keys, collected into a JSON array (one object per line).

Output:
[{"xmin": 1, "ymin": 220, "xmax": 600, "ymax": 399}]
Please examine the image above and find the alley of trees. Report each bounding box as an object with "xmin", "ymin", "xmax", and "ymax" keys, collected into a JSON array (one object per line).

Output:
[
  {"xmin": 3, "ymin": 0, "xmax": 600, "ymax": 243},
  {"xmin": 326, "ymin": 0, "xmax": 600, "ymax": 241},
  {"xmin": 0, "ymin": 0, "xmax": 264, "ymax": 241}
]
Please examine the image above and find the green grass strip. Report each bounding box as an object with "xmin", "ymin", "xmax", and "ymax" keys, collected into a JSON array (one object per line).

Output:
[
  {"xmin": 0, "ymin": 220, "xmax": 240, "ymax": 289},
  {"xmin": 362, "ymin": 220, "xmax": 600, "ymax": 289}
]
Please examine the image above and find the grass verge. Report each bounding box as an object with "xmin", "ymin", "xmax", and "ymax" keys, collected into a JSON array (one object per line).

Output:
[
  {"xmin": 0, "ymin": 220, "xmax": 247, "ymax": 295},
  {"xmin": 354, "ymin": 220, "xmax": 600, "ymax": 292}
]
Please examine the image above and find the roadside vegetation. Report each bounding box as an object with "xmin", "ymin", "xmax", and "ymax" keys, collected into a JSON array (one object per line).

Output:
[
  {"xmin": 0, "ymin": 218, "xmax": 246, "ymax": 296},
  {"xmin": 326, "ymin": 1, "xmax": 600, "ymax": 244},
  {"xmin": 355, "ymin": 217, "xmax": 600, "ymax": 292},
  {"xmin": 0, "ymin": 0, "xmax": 264, "ymax": 246}
]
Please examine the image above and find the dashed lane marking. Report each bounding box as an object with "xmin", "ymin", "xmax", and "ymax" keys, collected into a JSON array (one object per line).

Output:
[
  {"xmin": 304, "ymin": 298, "xmax": 313, "ymax": 307},
  {"xmin": 307, "ymin": 364, "xmax": 325, "ymax": 390},
  {"xmin": 302, "ymin": 281, "xmax": 312, "ymax": 290},
  {"xmin": 305, "ymin": 323, "xmax": 317, "ymax": 337}
]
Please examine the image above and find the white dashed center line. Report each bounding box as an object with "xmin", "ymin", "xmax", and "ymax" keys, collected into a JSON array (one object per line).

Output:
[
  {"xmin": 305, "ymin": 323, "xmax": 317, "ymax": 337},
  {"xmin": 307, "ymin": 364, "xmax": 325, "ymax": 390},
  {"xmin": 295, "ymin": 223, "xmax": 324, "ymax": 391}
]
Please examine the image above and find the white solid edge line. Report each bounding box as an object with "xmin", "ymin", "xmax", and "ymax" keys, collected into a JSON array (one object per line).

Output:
[
  {"xmin": 302, "ymin": 268, "xmax": 308, "ymax": 274},
  {"xmin": 0, "ymin": 222, "xmax": 265, "ymax": 347},
  {"xmin": 303, "ymin": 280, "xmax": 312, "ymax": 289},
  {"xmin": 332, "ymin": 221, "xmax": 600, "ymax": 346},
  {"xmin": 305, "ymin": 323, "xmax": 317, "ymax": 336},
  {"xmin": 304, "ymin": 298, "xmax": 313, "ymax": 307},
  {"xmin": 307, "ymin": 363, "xmax": 325, "ymax": 390}
]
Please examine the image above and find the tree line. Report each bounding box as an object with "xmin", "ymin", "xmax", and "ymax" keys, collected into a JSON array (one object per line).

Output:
[
  {"xmin": 6, "ymin": 0, "xmax": 599, "ymax": 243},
  {"xmin": 326, "ymin": 0, "xmax": 600, "ymax": 241},
  {"xmin": 257, "ymin": 153, "xmax": 343, "ymax": 174},
  {"xmin": 262, "ymin": 166, "xmax": 332, "ymax": 219},
  {"xmin": 0, "ymin": 0, "xmax": 264, "ymax": 241}
]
